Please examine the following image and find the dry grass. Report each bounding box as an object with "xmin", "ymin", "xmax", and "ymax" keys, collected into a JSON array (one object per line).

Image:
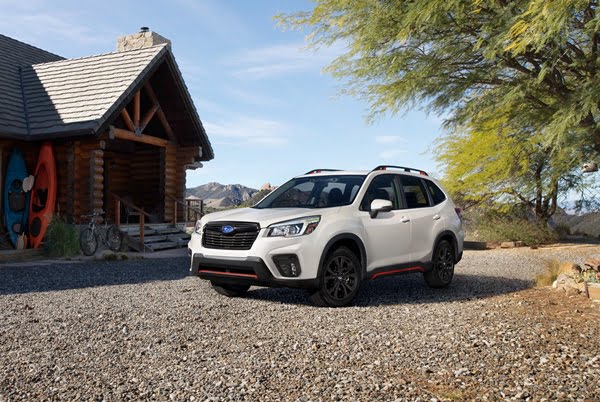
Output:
[{"xmin": 535, "ymin": 259, "xmax": 562, "ymax": 287}]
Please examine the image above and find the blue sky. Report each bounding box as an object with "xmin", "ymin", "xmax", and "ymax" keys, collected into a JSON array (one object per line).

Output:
[{"xmin": 1, "ymin": 0, "xmax": 445, "ymax": 190}]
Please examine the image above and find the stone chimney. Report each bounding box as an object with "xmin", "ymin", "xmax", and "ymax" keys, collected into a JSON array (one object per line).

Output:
[{"xmin": 117, "ymin": 27, "xmax": 171, "ymax": 52}]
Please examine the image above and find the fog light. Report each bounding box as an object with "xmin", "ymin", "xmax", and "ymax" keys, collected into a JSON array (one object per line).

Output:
[{"xmin": 272, "ymin": 255, "xmax": 301, "ymax": 277}]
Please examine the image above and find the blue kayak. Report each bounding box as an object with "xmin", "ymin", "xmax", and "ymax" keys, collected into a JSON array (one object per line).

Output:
[{"xmin": 3, "ymin": 149, "xmax": 29, "ymax": 247}]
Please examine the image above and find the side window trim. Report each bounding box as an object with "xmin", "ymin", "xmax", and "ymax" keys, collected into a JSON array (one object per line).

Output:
[{"xmin": 394, "ymin": 175, "xmax": 407, "ymax": 210}]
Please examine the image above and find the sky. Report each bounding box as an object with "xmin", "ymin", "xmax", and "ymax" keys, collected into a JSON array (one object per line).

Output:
[{"xmin": 0, "ymin": 0, "xmax": 445, "ymax": 190}]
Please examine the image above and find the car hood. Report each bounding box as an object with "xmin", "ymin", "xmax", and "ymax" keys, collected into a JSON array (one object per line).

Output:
[{"xmin": 200, "ymin": 207, "xmax": 337, "ymax": 228}]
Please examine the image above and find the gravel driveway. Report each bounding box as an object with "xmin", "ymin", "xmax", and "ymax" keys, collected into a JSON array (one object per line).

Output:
[{"xmin": 1, "ymin": 245, "xmax": 599, "ymax": 401}]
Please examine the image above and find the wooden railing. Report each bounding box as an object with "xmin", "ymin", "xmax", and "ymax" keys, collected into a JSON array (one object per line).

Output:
[
  {"xmin": 165, "ymin": 194, "xmax": 204, "ymax": 226},
  {"xmin": 110, "ymin": 192, "xmax": 152, "ymax": 251}
]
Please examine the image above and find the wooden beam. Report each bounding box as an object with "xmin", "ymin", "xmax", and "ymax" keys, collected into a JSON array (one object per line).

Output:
[
  {"xmin": 139, "ymin": 103, "xmax": 159, "ymax": 133},
  {"xmin": 120, "ymin": 109, "xmax": 135, "ymax": 132},
  {"xmin": 133, "ymin": 90, "xmax": 141, "ymax": 132},
  {"xmin": 144, "ymin": 82, "xmax": 177, "ymax": 143},
  {"xmin": 111, "ymin": 127, "xmax": 171, "ymax": 148}
]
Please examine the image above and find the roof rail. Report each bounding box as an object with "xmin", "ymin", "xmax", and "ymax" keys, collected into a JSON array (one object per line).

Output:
[
  {"xmin": 304, "ymin": 169, "xmax": 341, "ymax": 175},
  {"xmin": 372, "ymin": 165, "xmax": 428, "ymax": 176}
]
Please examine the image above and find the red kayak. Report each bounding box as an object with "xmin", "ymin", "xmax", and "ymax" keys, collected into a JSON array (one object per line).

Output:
[{"xmin": 28, "ymin": 142, "xmax": 57, "ymax": 248}]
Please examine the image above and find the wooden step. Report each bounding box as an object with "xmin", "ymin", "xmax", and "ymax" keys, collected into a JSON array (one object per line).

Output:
[{"xmin": 146, "ymin": 241, "xmax": 178, "ymax": 251}]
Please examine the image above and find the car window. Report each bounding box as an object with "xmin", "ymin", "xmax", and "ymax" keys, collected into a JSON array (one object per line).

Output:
[
  {"xmin": 360, "ymin": 174, "xmax": 400, "ymax": 211},
  {"xmin": 425, "ymin": 180, "xmax": 446, "ymax": 205},
  {"xmin": 255, "ymin": 175, "xmax": 366, "ymax": 209},
  {"xmin": 400, "ymin": 175, "xmax": 431, "ymax": 209}
]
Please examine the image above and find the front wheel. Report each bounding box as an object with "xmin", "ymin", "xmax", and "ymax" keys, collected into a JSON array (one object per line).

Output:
[
  {"xmin": 310, "ymin": 246, "xmax": 362, "ymax": 307},
  {"xmin": 79, "ymin": 228, "xmax": 98, "ymax": 256},
  {"xmin": 211, "ymin": 282, "xmax": 250, "ymax": 297},
  {"xmin": 106, "ymin": 225, "xmax": 123, "ymax": 252},
  {"xmin": 424, "ymin": 240, "xmax": 455, "ymax": 288}
]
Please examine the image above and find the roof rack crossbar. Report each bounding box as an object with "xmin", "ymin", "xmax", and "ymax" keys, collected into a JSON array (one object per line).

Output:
[
  {"xmin": 372, "ymin": 165, "xmax": 428, "ymax": 176},
  {"xmin": 304, "ymin": 169, "xmax": 342, "ymax": 175}
]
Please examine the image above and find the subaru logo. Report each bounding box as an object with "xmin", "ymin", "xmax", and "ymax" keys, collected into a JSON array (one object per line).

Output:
[{"xmin": 222, "ymin": 225, "xmax": 234, "ymax": 234}]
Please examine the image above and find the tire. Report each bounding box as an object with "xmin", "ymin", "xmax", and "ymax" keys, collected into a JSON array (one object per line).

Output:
[
  {"xmin": 211, "ymin": 282, "xmax": 250, "ymax": 297},
  {"xmin": 310, "ymin": 246, "xmax": 362, "ymax": 307},
  {"xmin": 424, "ymin": 240, "xmax": 455, "ymax": 288},
  {"xmin": 79, "ymin": 228, "xmax": 98, "ymax": 256},
  {"xmin": 106, "ymin": 225, "xmax": 123, "ymax": 252}
]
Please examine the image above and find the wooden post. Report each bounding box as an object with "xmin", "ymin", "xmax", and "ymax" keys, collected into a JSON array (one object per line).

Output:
[
  {"xmin": 115, "ymin": 199, "xmax": 121, "ymax": 229},
  {"xmin": 200, "ymin": 200, "xmax": 204, "ymax": 216},
  {"xmin": 139, "ymin": 214, "xmax": 145, "ymax": 252},
  {"xmin": 173, "ymin": 200, "xmax": 177, "ymax": 226},
  {"xmin": 133, "ymin": 90, "xmax": 141, "ymax": 132}
]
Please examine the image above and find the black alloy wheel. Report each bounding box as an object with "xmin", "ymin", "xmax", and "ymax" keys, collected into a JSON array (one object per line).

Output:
[
  {"xmin": 424, "ymin": 239, "xmax": 455, "ymax": 288},
  {"xmin": 310, "ymin": 246, "xmax": 362, "ymax": 307}
]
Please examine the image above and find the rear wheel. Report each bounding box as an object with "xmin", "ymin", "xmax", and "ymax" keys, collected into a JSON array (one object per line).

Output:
[
  {"xmin": 106, "ymin": 225, "xmax": 123, "ymax": 252},
  {"xmin": 79, "ymin": 228, "xmax": 98, "ymax": 256},
  {"xmin": 211, "ymin": 282, "xmax": 250, "ymax": 297},
  {"xmin": 310, "ymin": 246, "xmax": 362, "ymax": 307},
  {"xmin": 424, "ymin": 240, "xmax": 455, "ymax": 288}
]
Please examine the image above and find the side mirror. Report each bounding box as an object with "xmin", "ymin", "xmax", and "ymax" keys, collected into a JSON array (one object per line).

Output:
[{"xmin": 370, "ymin": 199, "xmax": 393, "ymax": 218}]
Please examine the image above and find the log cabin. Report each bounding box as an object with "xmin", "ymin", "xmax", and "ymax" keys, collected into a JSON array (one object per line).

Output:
[{"xmin": 0, "ymin": 29, "xmax": 214, "ymax": 238}]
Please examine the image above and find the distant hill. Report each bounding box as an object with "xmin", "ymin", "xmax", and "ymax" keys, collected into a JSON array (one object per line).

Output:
[
  {"xmin": 553, "ymin": 211, "xmax": 600, "ymax": 238},
  {"xmin": 238, "ymin": 189, "xmax": 272, "ymax": 208},
  {"xmin": 186, "ymin": 182, "xmax": 258, "ymax": 209}
]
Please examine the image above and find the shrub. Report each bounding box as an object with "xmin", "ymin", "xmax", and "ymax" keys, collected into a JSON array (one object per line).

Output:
[
  {"xmin": 535, "ymin": 259, "xmax": 561, "ymax": 287},
  {"xmin": 470, "ymin": 218, "xmax": 559, "ymax": 245},
  {"xmin": 44, "ymin": 217, "xmax": 80, "ymax": 258},
  {"xmin": 554, "ymin": 223, "xmax": 571, "ymax": 239}
]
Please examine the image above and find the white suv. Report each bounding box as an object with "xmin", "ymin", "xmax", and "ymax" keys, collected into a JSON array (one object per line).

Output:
[{"xmin": 188, "ymin": 166, "xmax": 464, "ymax": 307}]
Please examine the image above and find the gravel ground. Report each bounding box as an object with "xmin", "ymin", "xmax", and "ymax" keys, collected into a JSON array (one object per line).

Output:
[{"xmin": 1, "ymin": 245, "xmax": 600, "ymax": 401}]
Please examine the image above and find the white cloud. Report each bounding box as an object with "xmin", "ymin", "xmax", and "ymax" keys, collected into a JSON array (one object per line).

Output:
[
  {"xmin": 226, "ymin": 41, "xmax": 346, "ymax": 80},
  {"xmin": 379, "ymin": 149, "xmax": 408, "ymax": 160},
  {"xmin": 204, "ymin": 117, "xmax": 290, "ymax": 147},
  {"xmin": 375, "ymin": 135, "xmax": 405, "ymax": 144}
]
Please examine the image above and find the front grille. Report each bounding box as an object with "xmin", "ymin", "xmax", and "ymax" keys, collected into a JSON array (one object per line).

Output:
[{"xmin": 202, "ymin": 221, "xmax": 260, "ymax": 250}]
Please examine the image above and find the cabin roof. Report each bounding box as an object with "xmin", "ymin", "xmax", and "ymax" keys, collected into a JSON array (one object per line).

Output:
[{"xmin": 0, "ymin": 34, "xmax": 213, "ymax": 161}]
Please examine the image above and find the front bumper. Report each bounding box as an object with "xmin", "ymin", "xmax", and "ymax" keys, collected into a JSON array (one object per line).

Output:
[{"xmin": 190, "ymin": 253, "xmax": 319, "ymax": 290}]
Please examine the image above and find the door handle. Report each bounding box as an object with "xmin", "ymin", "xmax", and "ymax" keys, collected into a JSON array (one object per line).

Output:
[
  {"xmin": 433, "ymin": 214, "xmax": 441, "ymax": 220},
  {"xmin": 401, "ymin": 216, "xmax": 410, "ymax": 223}
]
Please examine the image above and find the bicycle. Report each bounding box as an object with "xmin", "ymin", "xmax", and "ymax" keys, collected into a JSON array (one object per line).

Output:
[{"xmin": 79, "ymin": 211, "xmax": 123, "ymax": 256}]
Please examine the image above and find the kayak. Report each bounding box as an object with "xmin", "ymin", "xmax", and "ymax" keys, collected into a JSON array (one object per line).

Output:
[
  {"xmin": 3, "ymin": 149, "xmax": 29, "ymax": 247},
  {"xmin": 28, "ymin": 142, "xmax": 57, "ymax": 249}
]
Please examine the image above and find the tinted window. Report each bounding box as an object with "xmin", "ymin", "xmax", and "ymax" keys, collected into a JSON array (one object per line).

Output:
[
  {"xmin": 400, "ymin": 175, "xmax": 430, "ymax": 208},
  {"xmin": 425, "ymin": 180, "xmax": 446, "ymax": 205},
  {"xmin": 254, "ymin": 175, "xmax": 366, "ymax": 209},
  {"xmin": 360, "ymin": 174, "xmax": 400, "ymax": 211}
]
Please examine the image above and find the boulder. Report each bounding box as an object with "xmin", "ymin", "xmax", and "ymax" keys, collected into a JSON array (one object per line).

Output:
[{"xmin": 583, "ymin": 259, "xmax": 600, "ymax": 272}]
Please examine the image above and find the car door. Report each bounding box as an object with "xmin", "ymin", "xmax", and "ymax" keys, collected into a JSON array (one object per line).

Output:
[
  {"xmin": 399, "ymin": 175, "xmax": 441, "ymax": 261},
  {"xmin": 359, "ymin": 174, "xmax": 412, "ymax": 271}
]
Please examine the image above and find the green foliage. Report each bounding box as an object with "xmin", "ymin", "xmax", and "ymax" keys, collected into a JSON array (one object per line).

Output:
[
  {"xmin": 277, "ymin": 1, "xmax": 600, "ymax": 153},
  {"xmin": 44, "ymin": 217, "xmax": 80, "ymax": 258},
  {"xmin": 463, "ymin": 207, "xmax": 559, "ymax": 244},
  {"xmin": 535, "ymin": 260, "xmax": 562, "ymax": 287}
]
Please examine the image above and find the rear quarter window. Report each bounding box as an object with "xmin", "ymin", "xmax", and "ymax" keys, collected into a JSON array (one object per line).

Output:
[{"xmin": 425, "ymin": 180, "xmax": 447, "ymax": 205}]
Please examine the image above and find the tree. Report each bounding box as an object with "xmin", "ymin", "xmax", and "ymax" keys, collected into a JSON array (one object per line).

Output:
[
  {"xmin": 277, "ymin": 0, "xmax": 600, "ymax": 155},
  {"xmin": 435, "ymin": 112, "xmax": 589, "ymax": 221}
]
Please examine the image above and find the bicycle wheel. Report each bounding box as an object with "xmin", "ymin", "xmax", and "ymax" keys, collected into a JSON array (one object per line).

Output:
[
  {"xmin": 106, "ymin": 225, "xmax": 123, "ymax": 252},
  {"xmin": 79, "ymin": 228, "xmax": 98, "ymax": 256}
]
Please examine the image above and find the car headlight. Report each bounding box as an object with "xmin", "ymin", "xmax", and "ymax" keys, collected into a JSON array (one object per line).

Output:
[
  {"xmin": 194, "ymin": 220, "xmax": 203, "ymax": 234},
  {"xmin": 267, "ymin": 216, "xmax": 320, "ymax": 237}
]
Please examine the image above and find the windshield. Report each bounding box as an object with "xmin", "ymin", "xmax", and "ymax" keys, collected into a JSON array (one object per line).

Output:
[{"xmin": 254, "ymin": 175, "xmax": 366, "ymax": 209}]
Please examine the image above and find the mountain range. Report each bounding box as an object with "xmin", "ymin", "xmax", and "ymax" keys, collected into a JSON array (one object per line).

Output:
[{"xmin": 186, "ymin": 182, "xmax": 259, "ymax": 209}]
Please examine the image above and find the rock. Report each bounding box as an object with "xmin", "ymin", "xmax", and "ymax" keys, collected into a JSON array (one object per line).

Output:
[
  {"xmin": 501, "ymin": 242, "xmax": 516, "ymax": 248},
  {"xmin": 583, "ymin": 259, "xmax": 600, "ymax": 272},
  {"xmin": 555, "ymin": 273, "xmax": 577, "ymax": 291}
]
